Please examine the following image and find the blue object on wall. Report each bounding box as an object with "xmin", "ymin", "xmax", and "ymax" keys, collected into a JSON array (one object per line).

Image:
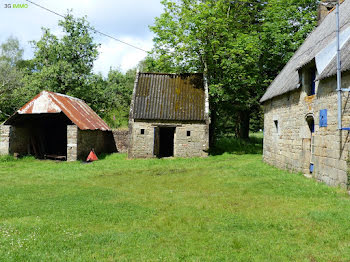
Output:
[
  {"xmin": 310, "ymin": 163, "xmax": 314, "ymax": 173},
  {"xmin": 319, "ymin": 109, "xmax": 327, "ymax": 127}
]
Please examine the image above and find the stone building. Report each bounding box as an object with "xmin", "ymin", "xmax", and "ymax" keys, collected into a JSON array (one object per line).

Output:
[
  {"xmin": 0, "ymin": 91, "xmax": 116, "ymax": 161},
  {"xmin": 128, "ymin": 72, "xmax": 209, "ymax": 158},
  {"xmin": 261, "ymin": 1, "xmax": 350, "ymax": 187}
]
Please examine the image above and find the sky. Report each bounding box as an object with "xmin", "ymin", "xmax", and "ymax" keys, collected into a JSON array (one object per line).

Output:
[{"xmin": 0, "ymin": 0, "xmax": 164, "ymax": 76}]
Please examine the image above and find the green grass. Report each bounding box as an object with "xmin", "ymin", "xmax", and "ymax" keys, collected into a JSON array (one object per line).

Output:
[
  {"xmin": 211, "ymin": 132, "xmax": 263, "ymax": 155},
  {"xmin": 1, "ymin": 136, "xmax": 350, "ymax": 261}
]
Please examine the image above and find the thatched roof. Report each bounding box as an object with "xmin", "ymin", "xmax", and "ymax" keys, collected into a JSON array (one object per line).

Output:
[{"xmin": 260, "ymin": 0, "xmax": 350, "ymax": 103}]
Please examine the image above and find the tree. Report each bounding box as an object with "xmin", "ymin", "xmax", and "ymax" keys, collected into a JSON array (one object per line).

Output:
[
  {"xmin": 0, "ymin": 36, "xmax": 24, "ymax": 66},
  {"xmin": 102, "ymin": 68, "xmax": 135, "ymax": 128},
  {"xmin": 149, "ymin": 0, "xmax": 318, "ymax": 141},
  {"xmin": 0, "ymin": 37, "xmax": 26, "ymax": 121},
  {"xmin": 25, "ymin": 12, "xmax": 99, "ymax": 98}
]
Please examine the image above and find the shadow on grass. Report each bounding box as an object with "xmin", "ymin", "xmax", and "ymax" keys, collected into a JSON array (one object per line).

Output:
[{"xmin": 210, "ymin": 133, "xmax": 263, "ymax": 156}]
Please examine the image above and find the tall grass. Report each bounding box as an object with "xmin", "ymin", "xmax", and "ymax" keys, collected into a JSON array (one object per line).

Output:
[{"xmin": 211, "ymin": 132, "xmax": 263, "ymax": 155}]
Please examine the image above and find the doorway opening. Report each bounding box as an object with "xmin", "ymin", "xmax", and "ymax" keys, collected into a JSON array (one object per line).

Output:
[
  {"xmin": 9, "ymin": 113, "xmax": 71, "ymax": 160},
  {"xmin": 306, "ymin": 115, "xmax": 315, "ymax": 173},
  {"xmin": 155, "ymin": 127, "xmax": 175, "ymax": 158}
]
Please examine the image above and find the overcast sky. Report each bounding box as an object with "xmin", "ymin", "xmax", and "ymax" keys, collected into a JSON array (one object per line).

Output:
[{"xmin": 0, "ymin": 0, "xmax": 164, "ymax": 76}]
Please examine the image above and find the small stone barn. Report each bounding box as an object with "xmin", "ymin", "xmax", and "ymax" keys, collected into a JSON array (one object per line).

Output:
[
  {"xmin": 260, "ymin": 0, "xmax": 350, "ymax": 187},
  {"xmin": 0, "ymin": 91, "xmax": 116, "ymax": 161},
  {"xmin": 128, "ymin": 72, "xmax": 209, "ymax": 158}
]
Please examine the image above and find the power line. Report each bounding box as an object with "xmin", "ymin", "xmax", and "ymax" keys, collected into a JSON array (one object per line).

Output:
[
  {"xmin": 230, "ymin": 0, "xmax": 323, "ymax": 5},
  {"xmin": 24, "ymin": 0, "xmax": 149, "ymax": 53}
]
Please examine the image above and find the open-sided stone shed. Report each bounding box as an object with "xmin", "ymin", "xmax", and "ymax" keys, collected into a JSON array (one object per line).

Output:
[
  {"xmin": 128, "ymin": 72, "xmax": 209, "ymax": 158},
  {"xmin": 260, "ymin": 0, "xmax": 350, "ymax": 187},
  {"xmin": 0, "ymin": 91, "xmax": 116, "ymax": 161}
]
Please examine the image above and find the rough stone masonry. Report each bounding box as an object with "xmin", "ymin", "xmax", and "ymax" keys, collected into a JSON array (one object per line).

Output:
[{"xmin": 263, "ymin": 71, "xmax": 350, "ymax": 188}]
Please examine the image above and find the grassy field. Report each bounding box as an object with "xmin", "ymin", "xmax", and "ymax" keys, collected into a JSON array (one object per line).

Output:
[{"xmin": 1, "ymin": 134, "xmax": 350, "ymax": 261}]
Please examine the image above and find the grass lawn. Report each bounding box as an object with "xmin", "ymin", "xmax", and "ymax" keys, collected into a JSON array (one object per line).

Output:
[{"xmin": 1, "ymin": 135, "xmax": 350, "ymax": 261}]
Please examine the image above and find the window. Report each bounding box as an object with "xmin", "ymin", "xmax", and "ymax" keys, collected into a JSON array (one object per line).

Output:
[
  {"xmin": 306, "ymin": 117, "xmax": 315, "ymax": 133},
  {"xmin": 310, "ymin": 68, "xmax": 316, "ymax": 95},
  {"xmin": 298, "ymin": 70, "xmax": 303, "ymax": 88},
  {"xmin": 274, "ymin": 120, "xmax": 278, "ymax": 134},
  {"xmin": 140, "ymin": 129, "xmax": 145, "ymax": 135},
  {"xmin": 306, "ymin": 67, "xmax": 316, "ymax": 96},
  {"xmin": 187, "ymin": 131, "xmax": 191, "ymax": 137}
]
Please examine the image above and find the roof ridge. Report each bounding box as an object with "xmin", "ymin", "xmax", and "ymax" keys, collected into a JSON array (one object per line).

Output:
[
  {"xmin": 260, "ymin": 0, "xmax": 350, "ymax": 103},
  {"xmin": 44, "ymin": 90, "xmax": 84, "ymax": 102},
  {"xmin": 139, "ymin": 72, "xmax": 203, "ymax": 76}
]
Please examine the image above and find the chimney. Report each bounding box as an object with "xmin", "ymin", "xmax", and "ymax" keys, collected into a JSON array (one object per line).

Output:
[{"xmin": 317, "ymin": 0, "xmax": 337, "ymax": 25}]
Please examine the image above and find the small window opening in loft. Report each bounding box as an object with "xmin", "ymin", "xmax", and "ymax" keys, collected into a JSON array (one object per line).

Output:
[
  {"xmin": 298, "ymin": 70, "xmax": 303, "ymax": 88},
  {"xmin": 140, "ymin": 129, "xmax": 145, "ymax": 135},
  {"xmin": 307, "ymin": 68, "xmax": 316, "ymax": 96},
  {"xmin": 274, "ymin": 120, "xmax": 278, "ymax": 134},
  {"xmin": 187, "ymin": 131, "xmax": 191, "ymax": 137}
]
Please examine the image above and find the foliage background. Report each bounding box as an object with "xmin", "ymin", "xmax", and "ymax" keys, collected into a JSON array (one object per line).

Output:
[{"xmin": 0, "ymin": 1, "xmax": 319, "ymax": 135}]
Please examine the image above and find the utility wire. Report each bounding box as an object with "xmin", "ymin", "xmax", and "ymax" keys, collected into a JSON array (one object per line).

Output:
[
  {"xmin": 230, "ymin": 0, "xmax": 325, "ymax": 5},
  {"xmin": 24, "ymin": 0, "xmax": 149, "ymax": 53}
]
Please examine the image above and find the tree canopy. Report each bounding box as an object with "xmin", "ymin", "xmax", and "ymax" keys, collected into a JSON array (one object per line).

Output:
[
  {"xmin": 0, "ymin": 37, "xmax": 26, "ymax": 119},
  {"xmin": 1, "ymin": 3, "xmax": 320, "ymax": 136},
  {"xmin": 25, "ymin": 12, "xmax": 99, "ymax": 98},
  {"xmin": 146, "ymin": 0, "xmax": 318, "ymax": 140},
  {"xmin": 0, "ymin": 13, "xmax": 134, "ymax": 128}
]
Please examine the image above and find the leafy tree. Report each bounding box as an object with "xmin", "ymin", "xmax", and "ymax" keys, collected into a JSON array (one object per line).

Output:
[
  {"xmin": 0, "ymin": 36, "xmax": 24, "ymax": 66},
  {"xmin": 149, "ymin": 0, "xmax": 318, "ymax": 141},
  {"xmin": 25, "ymin": 12, "xmax": 99, "ymax": 98},
  {"xmin": 0, "ymin": 37, "xmax": 27, "ymax": 121},
  {"xmin": 102, "ymin": 68, "xmax": 135, "ymax": 128},
  {"xmin": 138, "ymin": 54, "xmax": 176, "ymax": 73}
]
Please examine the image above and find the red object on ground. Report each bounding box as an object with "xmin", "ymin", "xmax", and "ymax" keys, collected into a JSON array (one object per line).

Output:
[{"xmin": 86, "ymin": 150, "xmax": 98, "ymax": 162}]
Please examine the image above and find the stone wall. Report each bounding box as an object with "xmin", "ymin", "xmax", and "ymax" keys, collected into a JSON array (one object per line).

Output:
[
  {"xmin": 128, "ymin": 120, "xmax": 209, "ymax": 158},
  {"xmin": 67, "ymin": 125, "xmax": 78, "ymax": 161},
  {"xmin": 174, "ymin": 124, "xmax": 209, "ymax": 157},
  {"xmin": 0, "ymin": 125, "xmax": 32, "ymax": 156},
  {"xmin": 112, "ymin": 129, "xmax": 129, "ymax": 153},
  {"xmin": 263, "ymin": 71, "xmax": 350, "ymax": 188},
  {"xmin": 0, "ymin": 125, "xmax": 11, "ymax": 155},
  {"xmin": 9, "ymin": 126, "xmax": 31, "ymax": 155},
  {"xmin": 77, "ymin": 129, "xmax": 117, "ymax": 160}
]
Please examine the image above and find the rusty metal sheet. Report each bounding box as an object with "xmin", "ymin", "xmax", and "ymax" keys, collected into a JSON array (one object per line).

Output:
[
  {"xmin": 133, "ymin": 73, "xmax": 205, "ymax": 121},
  {"xmin": 7, "ymin": 91, "xmax": 110, "ymax": 131}
]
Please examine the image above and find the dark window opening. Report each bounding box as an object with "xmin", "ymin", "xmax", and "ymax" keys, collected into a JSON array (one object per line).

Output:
[
  {"xmin": 187, "ymin": 131, "xmax": 191, "ymax": 136},
  {"xmin": 307, "ymin": 68, "xmax": 316, "ymax": 96},
  {"xmin": 274, "ymin": 120, "xmax": 278, "ymax": 134},
  {"xmin": 298, "ymin": 70, "xmax": 303, "ymax": 88},
  {"xmin": 154, "ymin": 127, "xmax": 175, "ymax": 158},
  {"xmin": 140, "ymin": 129, "xmax": 145, "ymax": 135},
  {"xmin": 306, "ymin": 116, "xmax": 315, "ymax": 133}
]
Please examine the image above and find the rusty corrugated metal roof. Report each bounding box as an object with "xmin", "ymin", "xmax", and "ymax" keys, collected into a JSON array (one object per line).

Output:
[
  {"xmin": 133, "ymin": 73, "xmax": 205, "ymax": 121},
  {"xmin": 5, "ymin": 91, "xmax": 110, "ymax": 131}
]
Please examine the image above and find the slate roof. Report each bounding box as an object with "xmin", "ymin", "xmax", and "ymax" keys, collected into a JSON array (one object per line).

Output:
[
  {"xmin": 260, "ymin": 0, "xmax": 350, "ymax": 102},
  {"xmin": 4, "ymin": 91, "xmax": 110, "ymax": 131},
  {"xmin": 132, "ymin": 73, "xmax": 206, "ymax": 121}
]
